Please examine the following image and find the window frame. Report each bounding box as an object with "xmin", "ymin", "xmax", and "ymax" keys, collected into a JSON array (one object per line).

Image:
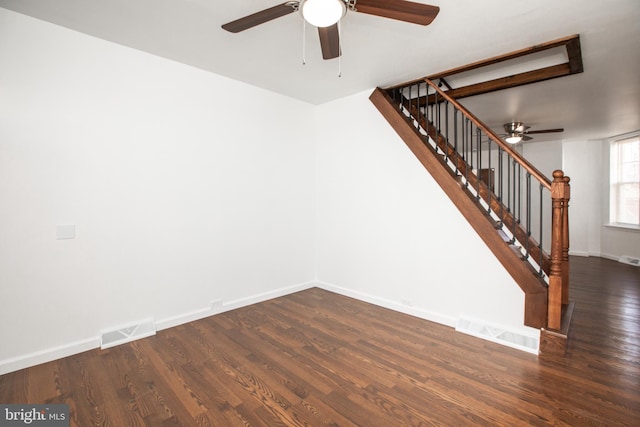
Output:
[{"xmin": 609, "ymin": 131, "xmax": 640, "ymax": 227}]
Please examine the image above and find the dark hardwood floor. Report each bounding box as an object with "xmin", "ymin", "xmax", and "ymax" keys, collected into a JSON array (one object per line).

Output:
[{"xmin": 1, "ymin": 256, "xmax": 638, "ymax": 426}]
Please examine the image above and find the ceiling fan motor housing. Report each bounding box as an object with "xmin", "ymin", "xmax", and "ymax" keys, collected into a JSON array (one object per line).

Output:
[
  {"xmin": 300, "ymin": 0, "xmax": 348, "ymax": 27},
  {"xmin": 504, "ymin": 122, "xmax": 529, "ymax": 134}
]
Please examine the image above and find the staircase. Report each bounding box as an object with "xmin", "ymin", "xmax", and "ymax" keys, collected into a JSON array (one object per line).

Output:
[{"xmin": 370, "ymin": 79, "xmax": 573, "ymax": 355}]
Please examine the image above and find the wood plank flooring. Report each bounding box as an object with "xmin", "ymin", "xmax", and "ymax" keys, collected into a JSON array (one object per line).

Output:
[{"xmin": 1, "ymin": 256, "xmax": 638, "ymax": 426}]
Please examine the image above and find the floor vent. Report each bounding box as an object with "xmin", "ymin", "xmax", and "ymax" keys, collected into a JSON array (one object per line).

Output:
[
  {"xmin": 619, "ymin": 255, "xmax": 640, "ymax": 267},
  {"xmin": 100, "ymin": 318, "xmax": 156, "ymax": 349},
  {"xmin": 456, "ymin": 316, "xmax": 539, "ymax": 354}
]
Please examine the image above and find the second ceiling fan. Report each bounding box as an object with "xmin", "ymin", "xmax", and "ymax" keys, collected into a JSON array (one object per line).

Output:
[
  {"xmin": 502, "ymin": 122, "xmax": 564, "ymax": 144},
  {"xmin": 222, "ymin": 0, "xmax": 440, "ymax": 60}
]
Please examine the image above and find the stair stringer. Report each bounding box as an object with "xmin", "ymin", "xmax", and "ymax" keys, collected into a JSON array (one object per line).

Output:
[{"xmin": 370, "ymin": 88, "xmax": 547, "ymax": 329}]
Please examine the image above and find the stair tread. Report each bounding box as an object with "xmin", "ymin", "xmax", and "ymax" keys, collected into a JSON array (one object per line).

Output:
[{"xmin": 497, "ymin": 229, "xmax": 511, "ymax": 243}]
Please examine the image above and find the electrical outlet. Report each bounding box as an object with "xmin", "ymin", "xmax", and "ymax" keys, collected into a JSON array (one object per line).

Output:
[{"xmin": 400, "ymin": 298, "xmax": 413, "ymax": 307}]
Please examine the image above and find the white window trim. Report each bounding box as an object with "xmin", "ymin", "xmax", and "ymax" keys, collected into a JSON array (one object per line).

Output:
[{"xmin": 608, "ymin": 130, "xmax": 640, "ymax": 227}]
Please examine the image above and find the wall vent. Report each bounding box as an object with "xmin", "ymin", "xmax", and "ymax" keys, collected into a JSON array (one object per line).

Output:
[
  {"xmin": 619, "ymin": 255, "xmax": 640, "ymax": 267},
  {"xmin": 100, "ymin": 318, "xmax": 156, "ymax": 349},
  {"xmin": 456, "ymin": 316, "xmax": 539, "ymax": 354}
]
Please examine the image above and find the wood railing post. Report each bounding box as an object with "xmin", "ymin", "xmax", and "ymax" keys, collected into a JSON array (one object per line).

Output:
[
  {"xmin": 548, "ymin": 170, "xmax": 567, "ymax": 330},
  {"xmin": 562, "ymin": 175, "xmax": 571, "ymax": 305}
]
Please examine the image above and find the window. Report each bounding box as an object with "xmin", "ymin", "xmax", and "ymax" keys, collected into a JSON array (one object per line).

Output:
[{"xmin": 610, "ymin": 133, "xmax": 640, "ymax": 226}]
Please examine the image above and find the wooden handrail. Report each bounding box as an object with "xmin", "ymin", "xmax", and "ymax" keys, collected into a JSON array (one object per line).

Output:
[{"xmin": 422, "ymin": 79, "xmax": 552, "ymax": 189}]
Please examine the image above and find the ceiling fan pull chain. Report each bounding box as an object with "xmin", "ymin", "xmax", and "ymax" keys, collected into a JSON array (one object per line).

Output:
[
  {"xmin": 338, "ymin": 19, "xmax": 342, "ymax": 77},
  {"xmin": 302, "ymin": 18, "xmax": 306, "ymax": 65}
]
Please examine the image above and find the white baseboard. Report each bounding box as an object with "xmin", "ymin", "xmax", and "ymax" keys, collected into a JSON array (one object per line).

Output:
[
  {"xmin": 0, "ymin": 281, "xmax": 317, "ymax": 375},
  {"xmin": 156, "ymin": 306, "xmax": 216, "ymax": 331},
  {"xmin": 316, "ymin": 281, "xmax": 541, "ymax": 354},
  {"xmin": 223, "ymin": 281, "xmax": 316, "ymax": 312},
  {"xmin": 600, "ymin": 252, "xmax": 621, "ymax": 261},
  {"xmin": 568, "ymin": 250, "xmax": 590, "ymax": 257},
  {"xmin": 156, "ymin": 281, "xmax": 316, "ymax": 331},
  {"xmin": 315, "ymin": 280, "xmax": 458, "ymax": 328},
  {"xmin": 0, "ymin": 337, "xmax": 99, "ymax": 376}
]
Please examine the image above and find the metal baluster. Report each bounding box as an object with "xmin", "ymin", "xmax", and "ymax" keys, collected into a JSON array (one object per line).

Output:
[
  {"xmin": 444, "ymin": 100, "xmax": 449, "ymax": 163},
  {"xmin": 428, "ymin": 87, "xmax": 433, "ymax": 135},
  {"xmin": 475, "ymin": 127, "xmax": 481, "ymax": 200},
  {"xmin": 454, "ymin": 108, "xmax": 459, "ymax": 175},
  {"xmin": 406, "ymin": 86, "xmax": 410, "ymax": 114},
  {"xmin": 409, "ymin": 84, "xmax": 413, "ymax": 122},
  {"xmin": 437, "ymin": 95, "xmax": 441, "ymax": 154},
  {"xmin": 507, "ymin": 154, "xmax": 512, "ymax": 220},
  {"xmin": 526, "ymin": 172, "xmax": 532, "ymax": 259},
  {"xmin": 499, "ymin": 146, "xmax": 504, "ymax": 226},
  {"xmin": 539, "ymin": 183, "xmax": 545, "ymax": 277},
  {"xmin": 422, "ymin": 85, "xmax": 427, "ymax": 141},
  {"xmin": 511, "ymin": 157, "xmax": 518, "ymax": 244},
  {"xmin": 487, "ymin": 135, "xmax": 492, "ymax": 214},
  {"xmin": 463, "ymin": 117, "xmax": 468, "ymax": 187},
  {"xmin": 465, "ymin": 118, "xmax": 473, "ymax": 186},
  {"xmin": 517, "ymin": 162, "xmax": 522, "ymax": 225},
  {"xmin": 415, "ymin": 84, "xmax": 422, "ymax": 135},
  {"xmin": 433, "ymin": 88, "xmax": 438, "ymax": 152}
]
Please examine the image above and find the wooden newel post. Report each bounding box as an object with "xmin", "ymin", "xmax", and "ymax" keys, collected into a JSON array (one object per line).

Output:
[
  {"xmin": 562, "ymin": 175, "xmax": 570, "ymax": 305},
  {"xmin": 548, "ymin": 170, "xmax": 568, "ymax": 331}
]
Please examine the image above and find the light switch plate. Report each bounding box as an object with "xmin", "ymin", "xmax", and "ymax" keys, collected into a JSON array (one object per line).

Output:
[{"xmin": 56, "ymin": 224, "xmax": 76, "ymax": 240}]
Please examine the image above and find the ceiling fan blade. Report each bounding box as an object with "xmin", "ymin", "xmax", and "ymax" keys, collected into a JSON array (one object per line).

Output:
[
  {"xmin": 355, "ymin": 0, "xmax": 440, "ymax": 25},
  {"xmin": 522, "ymin": 135, "xmax": 533, "ymax": 141},
  {"xmin": 524, "ymin": 128, "xmax": 564, "ymax": 134},
  {"xmin": 222, "ymin": 3, "xmax": 297, "ymax": 33},
  {"xmin": 318, "ymin": 24, "xmax": 340, "ymax": 60}
]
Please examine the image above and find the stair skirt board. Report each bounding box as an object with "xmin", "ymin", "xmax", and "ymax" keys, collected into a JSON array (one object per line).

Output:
[{"xmin": 456, "ymin": 316, "xmax": 540, "ymax": 354}]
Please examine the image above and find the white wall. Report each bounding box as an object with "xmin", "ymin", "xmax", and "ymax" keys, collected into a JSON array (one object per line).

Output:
[
  {"xmin": 563, "ymin": 139, "xmax": 640, "ymax": 260},
  {"xmin": 315, "ymin": 90, "xmax": 533, "ymax": 335},
  {"xmin": 562, "ymin": 139, "xmax": 603, "ymax": 256},
  {"xmin": 0, "ymin": 9, "xmax": 317, "ymax": 373}
]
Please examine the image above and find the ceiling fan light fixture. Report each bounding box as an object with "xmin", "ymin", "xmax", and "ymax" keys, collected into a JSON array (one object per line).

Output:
[
  {"xmin": 505, "ymin": 133, "xmax": 523, "ymax": 144},
  {"xmin": 300, "ymin": 0, "xmax": 346, "ymax": 27}
]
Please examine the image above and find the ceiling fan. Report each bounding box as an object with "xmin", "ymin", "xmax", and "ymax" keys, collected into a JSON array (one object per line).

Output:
[
  {"xmin": 502, "ymin": 122, "xmax": 564, "ymax": 144},
  {"xmin": 221, "ymin": 0, "xmax": 440, "ymax": 60}
]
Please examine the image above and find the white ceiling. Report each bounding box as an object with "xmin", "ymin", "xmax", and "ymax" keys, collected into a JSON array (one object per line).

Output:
[{"xmin": 1, "ymin": 0, "xmax": 639, "ymax": 141}]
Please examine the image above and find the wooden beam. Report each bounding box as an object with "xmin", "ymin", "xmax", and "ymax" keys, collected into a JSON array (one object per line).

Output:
[
  {"xmin": 427, "ymin": 34, "xmax": 581, "ymax": 80},
  {"xmin": 387, "ymin": 34, "xmax": 583, "ymax": 103},
  {"xmin": 566, "ymin": 36, "xmax": 584, "ymax": 74},
  {"xmin": 423, "ymin": 63, "xmax": 571, "ymax": 104}
]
